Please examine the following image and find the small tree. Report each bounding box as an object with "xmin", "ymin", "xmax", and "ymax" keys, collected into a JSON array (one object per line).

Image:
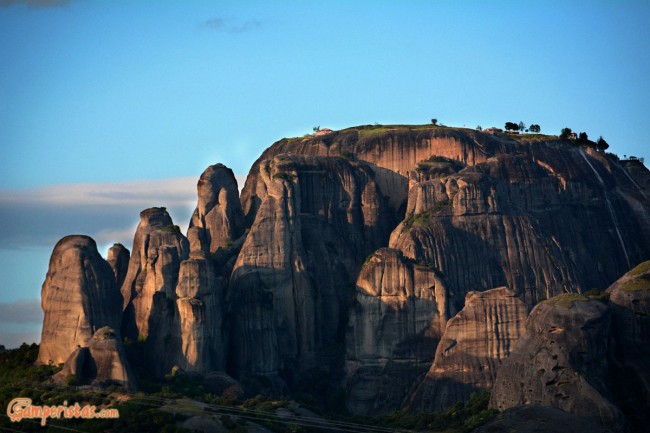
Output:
[
  {"xmin": 313, "ymin": 125, "xmax": 320, "ymax": 133},
  {"xmin": 578, "ymin": 132, "xmax": 588, "ymax": 141},
  {"xmin": 431, "ymin": 118, "xmax": 438, "ymax": 126},
  {"xmin": 505, "ymin": 122, "xmax": 519, "ymax": 132},
  {"xmin": 560, "ymin": 127, "xmax": 572, "ymax": 140},
  {"xmin": 519, "ymin": 121, "xmax": 526, "ymax": 133},
  {"xmin": 476, "ymin": 125, "xmax": 482, "ymax": 131},
  {"xmin": 529, "ymin": 124, "xmax": 541, "ymax": 133},
  {"xmin": 597, "ymin": 136, "xmax": 609, "ymax": 151}
]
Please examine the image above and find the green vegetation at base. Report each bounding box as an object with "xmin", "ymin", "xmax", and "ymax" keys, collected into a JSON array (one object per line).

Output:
[
  {"xmin": 0, "ymin": 344, "xmax": 498, "ymax": 432},
  {"xmin": 349, "ymin": 392, "xmax": 497, "ymax": 433}
]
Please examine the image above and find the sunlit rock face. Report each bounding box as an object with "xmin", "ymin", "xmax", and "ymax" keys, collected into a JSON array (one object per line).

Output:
[
  {"xmin": 120, "ymin": 207, "xmax": 189, "ymax": 342},
  {"xmin": 228, "ymin": 154, "xmax": 395, "ymax": 383},
  {"xmin": 38, "ymin": 235, "xmax": 122, "ymax": 366},
  {"xmin": 408, "ymin": 287, "xmax": 528, "ymax": 412},
  {"xmin": 189, "ymin": 163, "xmax": 246, "ymax": 254}
]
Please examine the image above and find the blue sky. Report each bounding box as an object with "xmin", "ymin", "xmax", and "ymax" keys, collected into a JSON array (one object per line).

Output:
[{"xmin": 1, "ymin": 0, "xmax": 649, "ymax": 347}]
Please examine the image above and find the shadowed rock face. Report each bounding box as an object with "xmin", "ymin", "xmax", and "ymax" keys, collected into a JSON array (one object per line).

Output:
[
  {"xmin": 345, "ymin": 247, "xmax": 448, "ymax": 414},
  {"xmin": 490, "ymin": 295, "xmax": 624, "ymax": 431},
  {"xmin": 38, "ymin": 235, "xmax": 122, "ymax": 366},
  {"xmin": 606, "ymin": 261, "xmax": 650, "ymax": 433},
  {"xmin": 408, "ymin": 288, "xmax": 528, "ymax": 412},
  {"xmin": 470, "ymin": 405, "xmax": 617, "ymax": 433},
  {"xmin": 228, "ymin": 155, "xmax": 395, "ymax": 382}
]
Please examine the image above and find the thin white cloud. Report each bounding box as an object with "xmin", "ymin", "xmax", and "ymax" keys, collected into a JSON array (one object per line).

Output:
[
  {"xmin": 0, "ymin": 177, "xmax": 198, "ymax": 207},
  {"xmin": 0, "ymin": 175, "xmax": 246, "ymax": 250},
  {"xmin": 202, "ymin": 17, "xmax": 262, "ymax": 34}
]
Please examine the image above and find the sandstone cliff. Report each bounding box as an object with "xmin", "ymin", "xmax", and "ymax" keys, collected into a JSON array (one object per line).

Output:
[
  {"xmin": 409, "ymin": 287, "xmax": 528, "ymax": 412},
  {"xmin": 38, "ymin": 235, "xmax": 122, "ymax": 366},
  {"xmin": 228, "ymin": 154, "xmax": 395, "ymax": 382},
  {"xmin": 345, "ymin": 247, "xmax": 448, "ymax": 414},
  {"xmin": 34, "ymin": 124, "xmax": 650, "ymax": 420},
  {"xmin": 107, "ymin": 243, "xmax": 130, "ymax": 289}
]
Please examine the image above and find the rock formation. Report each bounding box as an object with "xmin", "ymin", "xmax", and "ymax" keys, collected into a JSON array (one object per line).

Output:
[
  {"xmin": 490, "ymin": 293, "xmax": 623, "ymax": 430},
  {"xmin": 38, "ymin": 235, "xmax": 122, "ymax": 366},
  {"xmin": 606, "ymin": 261, "xmax": 650, "ymax": 433},
  {"xmin": 55, "ymin": 327, "xmax": 136, "ymax": 390},
  {"xmin": 189, "ymin": 163, "xmax": 246, "ymax": 254},
  {"xmin": 345, "ymin": 247, "xmax": 448, "ymax": 414},
  {"xmin": 34, "ymin": 124, "xmax": 650, "ymax": 421},
  {"xmin": 409, "ymin": 287, "xmax": 528, "ymax": 412},
  {"xmin": 228, "ymin": 154, "xmax": 395, "ymax": 382},
  {"xmin": 120, "ymin": 207, "xmax": 189, "ymax": 341},
  {"xmin": 107, "ymin": 243, "xmax": 130, "ymax": 289}
]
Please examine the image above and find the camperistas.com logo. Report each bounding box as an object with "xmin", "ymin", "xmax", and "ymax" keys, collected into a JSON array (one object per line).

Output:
[{"xmin": 7, "ymin": 398, "xmax": 119, "ymax": 426}]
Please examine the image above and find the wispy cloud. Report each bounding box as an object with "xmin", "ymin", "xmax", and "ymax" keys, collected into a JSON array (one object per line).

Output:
[
  {"xmin": 0, "ymin": 175, "xmax": 246, "ymax": 250},
  {"xmin": 0, "ymin": 0, "xmax": 71, "ymax": 8},
  {"xmin": 202, "ymin": 17, "xmax": 262, "ymax": 34},
  {"xmin": 0, "ymin": 299, "xmax": 42, "ymax": 324}
]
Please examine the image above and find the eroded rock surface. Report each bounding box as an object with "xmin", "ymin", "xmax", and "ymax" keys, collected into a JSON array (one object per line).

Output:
[
  {"xmin": 189, "ymin": 163, "xmax": 245, "ymax": 254},
  {"xmin": 606, "ymin": 261, "xmax": 650, "ymax": 432},
  {"xmin": 345, "ymin": 247, "xmax": 448, "ymax": 414},
  {"xmin": 56, "ymin": 327, "xmax": 136, "ymax": 390},
  {"xmin": 228, "ymin": 155, "xmax": 395, "ymax": 382},
  {"xmin": 107, "ymin": 243, "xmax": 130, "ymax": 289},
  {"xmin": 490, "ymin": 294, "xmax": 623, "ymax": 430},
  {"xmin": 410, "ymin": 287, "xmax": 528, "ymax": 412},
  {"xmin": 38, "ymin": 235, "xmax": 122, "ymax": 365}
]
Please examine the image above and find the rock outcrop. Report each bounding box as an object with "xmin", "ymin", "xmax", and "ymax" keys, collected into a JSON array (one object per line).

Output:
[
  {"xmin": 189, "ymin": 163, "xmax": 246, "ymax": 254},
  {"xmin": 119, "ymin": 207, "xmax": 189, "ymax": 376},
  {"xmin": 120, "ymin": 207, "xmax": 189, "ymax": 341},
  {"xmin": 107, "ymin": 243, "xmax": 130, "ymax": 289},
  {"xmin": 345, "ymin": 247, "xmax": 449, "ymax": 414},
  {"xmin": 55, "ymin": 327, "xmax": 136, "ymax": 390},
  {"xmin": 38, "ymin": 235, "xmax": 122, "ymax": 366},
  {"xmin": 606, "ymin": 261, "xmax": 650, "ymax": 433},
  {"xmin": 228, "ymin": 155, "xmax": 395, "ymax": 382},
  {"xmin": 410, "ymin": 288, "xmax": 528, "ymax": 412},
  {"xmin": 490, "ymin": 293, "xmax": 623, "ymax": 430}
]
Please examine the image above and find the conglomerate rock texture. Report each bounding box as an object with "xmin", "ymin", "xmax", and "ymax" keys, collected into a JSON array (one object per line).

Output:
[
  {"xmin": 38, "ymin": 235, "xmax": 122, "ymax": 366},
  {"xmin": 36, "ymin": 125, "xmax": 650, "ymax": 420}
]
